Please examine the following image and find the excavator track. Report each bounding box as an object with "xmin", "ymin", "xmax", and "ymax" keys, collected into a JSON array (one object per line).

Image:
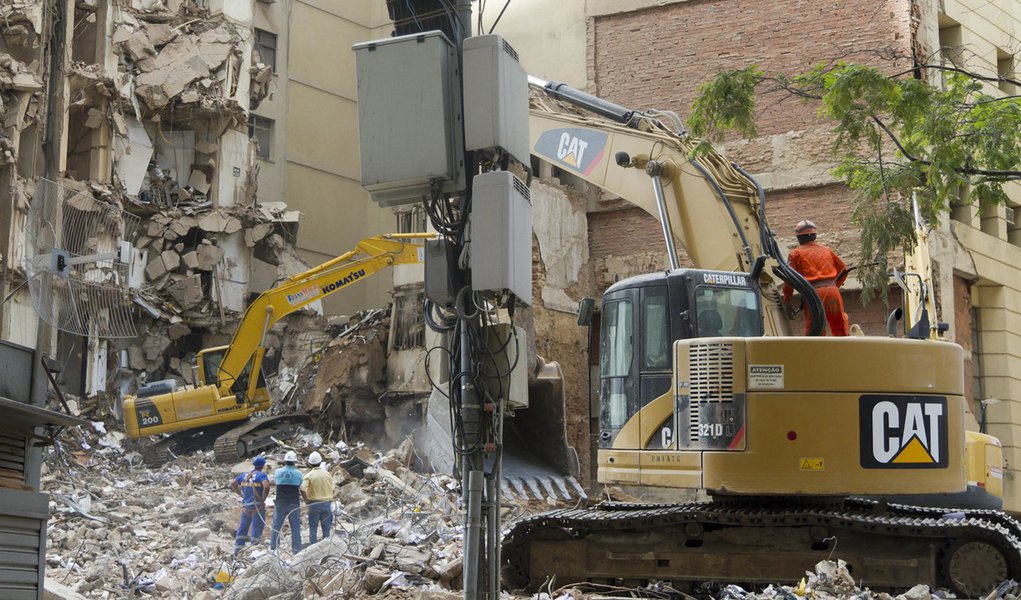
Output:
[
  {"xmin": 502, "ymin": 500, "xmax": 1021, "ymax": 597},
  {"xmin": 140, "ymin": 421, "xmax": 239, "ymax": 467},
  {"xmin": 212, "ymin": 414, "xmax": 311, "ymax": 463}
]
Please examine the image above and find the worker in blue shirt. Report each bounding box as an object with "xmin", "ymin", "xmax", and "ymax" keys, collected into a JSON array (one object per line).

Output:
[
  {"xmin": 230, "ymin": 455, "xmax": 269, "ymax": 555},
  {"xmin": 269, "ymin": 450, "xmax": 304, "ymax": 553}
]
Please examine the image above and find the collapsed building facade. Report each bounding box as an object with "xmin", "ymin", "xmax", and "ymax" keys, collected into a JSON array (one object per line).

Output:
[{"xmin": 0, "ymin": 0, "xmax": 298, "ymax": 412}]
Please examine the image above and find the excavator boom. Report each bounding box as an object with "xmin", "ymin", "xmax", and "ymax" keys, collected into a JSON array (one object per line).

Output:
[
  {"xmin": 529, "ymin": 79, "xmax": 795, "ymax": 337},
  {"xmin": 122, "ymin": 234, "xmax": 432, "ymax": 465}
]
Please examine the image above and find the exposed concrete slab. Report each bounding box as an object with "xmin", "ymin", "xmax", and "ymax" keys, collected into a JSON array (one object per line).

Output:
[
  {"xmin": 113, "ymin": 116, "xmax": 153, "ymax": 195},
  {"xmin": 531, "ymin": 181, "xmax": 588, "ymax": 313}
]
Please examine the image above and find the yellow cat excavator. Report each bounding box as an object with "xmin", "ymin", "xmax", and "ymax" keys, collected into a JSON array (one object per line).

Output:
[
  {"xmin": 501, "ymin": 79, "xmax": 1017, "ymax": 597},
  {"xmin": 123, "ymin": 234, "xmax": 431, "ymax": 465}
]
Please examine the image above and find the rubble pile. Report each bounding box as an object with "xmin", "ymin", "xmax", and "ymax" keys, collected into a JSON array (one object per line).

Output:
[
  {"xmin": 550, "ymin": 560, "xmax": 959, "ymax": 600},
  {"xmin": 43, "ymin": 422, "xmax": 477, "ymax": 599},
  {"xmin": 42, "ymin": 420, "xmax": 986, "ymax": 600},
  {"xmin": 281, "ymin": 308, "xmax": 423, "ymax": 449},
  {"xmin": 126, "ymin": 201, "xmax": 298, "ymax": 377}
]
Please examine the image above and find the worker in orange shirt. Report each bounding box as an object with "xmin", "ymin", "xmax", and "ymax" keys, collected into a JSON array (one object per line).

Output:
[{"xmin": 782, "ymin": 220, "xmax": 849, "ymax": 336}]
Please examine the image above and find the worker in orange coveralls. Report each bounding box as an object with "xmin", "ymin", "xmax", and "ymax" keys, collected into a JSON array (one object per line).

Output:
[{"xmin": 782, "ymin": 220, "xmax": 849, "ymax": 336}]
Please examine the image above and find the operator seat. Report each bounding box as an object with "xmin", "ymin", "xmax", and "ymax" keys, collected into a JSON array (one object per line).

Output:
[{"xmin": 698, "ymin": 309, "xmax": 724, "ymax": 337}]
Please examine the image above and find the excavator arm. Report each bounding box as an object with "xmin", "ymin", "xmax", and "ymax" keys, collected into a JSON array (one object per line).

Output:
[
  {"xmin": 124, "ymin": 233, "xmax": 432, "ymax": 442},
  {"xmin": 528, "ymin": 79, "xmax": 817, "ymax": 336},
  {"xmin": 211, "ymin": 234, "xmax": 432, "ymax": 400}
]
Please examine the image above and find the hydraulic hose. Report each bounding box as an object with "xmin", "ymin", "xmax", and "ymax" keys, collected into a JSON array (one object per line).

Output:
[
  {"xmin": 731, "ymin": 164, "xmax": 825, "ymax": 337},
  {"xmin": 688, "ymin": 161, "xmax": 754, "ymax": 269}
]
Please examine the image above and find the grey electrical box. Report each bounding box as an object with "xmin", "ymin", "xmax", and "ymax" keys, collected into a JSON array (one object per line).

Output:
[
  {"xmin": 425, "ymin": 237, "xmax": 459, "ymax": 308},
  {"xmin": 469, "ymin": 171, "xmax": 532, "ymax": 305},
  {"xmin": 463, "ymin": 35, "xmax": 530, "ymax": 167},
  {"xmin": 482, "ymin": 323, "xmax": 528, "ymax": 410},
  {"xmin": 354, "ymin": 31, "xmax": 465, "ymax": 206}
]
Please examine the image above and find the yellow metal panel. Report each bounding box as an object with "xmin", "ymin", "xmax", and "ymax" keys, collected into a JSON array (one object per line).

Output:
[
  {"xmin": 639, "ymin": 451, "xmax": 703, "ymax": 488},
  {"xmin": 702, "ymin": 391, "xmax": 966, "ymax": 495},
  {"xmin": 743, "ymin": 338, "xmax": 965, "ymax": 395},
  {"xmin": 598, "ymin": 449, "xmax": 641, "ymax": 485},
  {"xmin": 966, "ymin": 430, "xmax": 1004, "ymax": 498},
  {"xmin": 638, "ymin": 392, "xmax": 675, "ymax": 448}
]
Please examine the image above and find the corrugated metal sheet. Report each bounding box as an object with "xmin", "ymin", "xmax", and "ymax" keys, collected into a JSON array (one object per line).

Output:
[
  {"xmin": 0, "ymin": 433, "xmax": 26, "ymax": 479},
  {"xmin": 0, "ymin": 489, "xmax": 47, "ymax": 600}
]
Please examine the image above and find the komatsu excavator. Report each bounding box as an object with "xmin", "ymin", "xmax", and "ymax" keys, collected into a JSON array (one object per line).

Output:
[
  {"xmin": 123, "ymin": 234, "xmax": 431, "ymax": 466},
  {"xmin": 502, "ymin": 79, "xmax": 1019, "ymax": 597}
]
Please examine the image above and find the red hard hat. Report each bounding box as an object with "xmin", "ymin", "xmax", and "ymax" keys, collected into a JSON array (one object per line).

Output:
[{"xmin": 794, "ymin": 220, "xmax": 817, "ymax": 235}]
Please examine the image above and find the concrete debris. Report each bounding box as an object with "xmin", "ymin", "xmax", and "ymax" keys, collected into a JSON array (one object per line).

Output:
[
  {"xmin": 196, "ymin": 241, "xmax": 225, "ymax": 270},
  {"xmin": 131, "ymin": 24, "xmax": 237, "ymax": 110},
  {"xmin": 562, "ymin": 559, "xmax": 969, "ymax": 600},
  {"xmin": 250, "ymin": 62, "xmax": 273, "ymax": 109},
  {"xmin": 0, "ymin": 54, "xmax": 42, "ymax": 92},
  {"xmin": 281, "ymin": 308, "xmax": 426, "ymax": 449},
  {"xmin": 42, "ymin": 422, "xmax": 477, "ymax": 599}
]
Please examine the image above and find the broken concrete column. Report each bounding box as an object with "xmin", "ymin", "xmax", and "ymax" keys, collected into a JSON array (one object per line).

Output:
[
  {"xmin": 165, "ymin": 274, "xmax": 203, "ymax": 309},
  {"xmin": 195, "ymin": 242, "xmax": 224, "ymax": 271}
]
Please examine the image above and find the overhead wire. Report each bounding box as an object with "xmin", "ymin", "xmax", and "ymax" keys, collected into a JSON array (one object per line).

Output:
[{"xmin": 488, "ymin": 0, "xmax": 513, "ymax": 34}]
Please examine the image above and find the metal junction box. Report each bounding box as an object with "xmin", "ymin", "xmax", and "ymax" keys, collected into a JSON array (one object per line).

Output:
[
  {"xmin": 469, "ymin": 171, "xmax": 532, "ymax": 305},
  {"xmin": 354, "ymin": 31, "xmax": 465, "ymax": 206},
  {"xmin": 462, "ymin": 35, "xmax": 529, "ymax": 167}
]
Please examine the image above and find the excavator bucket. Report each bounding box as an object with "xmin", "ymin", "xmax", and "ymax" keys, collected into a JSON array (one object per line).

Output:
[{"xmin": 416, "ymin": 359, "xmax": 585, "ymax": 503}]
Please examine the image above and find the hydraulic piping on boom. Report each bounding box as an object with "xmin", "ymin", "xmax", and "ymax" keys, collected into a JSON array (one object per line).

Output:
[{"xmin": 529, "ymin": 75, "xmax": 825, "ymax": 336}]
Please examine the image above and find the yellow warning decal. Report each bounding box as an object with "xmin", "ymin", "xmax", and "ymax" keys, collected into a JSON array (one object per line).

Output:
[
  {"xmin": 892, "ymin": 435, "xmax": 935, "ymax": 464},
  {"xmin": 800, "ymin": 458, "xmax": 824, "ymax": 471}
]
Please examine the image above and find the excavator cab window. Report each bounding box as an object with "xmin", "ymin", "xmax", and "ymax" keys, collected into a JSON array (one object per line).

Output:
[
  {"xmin": 693, "ymin": 285, "xmax": 762, "ymax": 338},
  {"xmin": 641, "ymin": 290, "xmax": 671, "ymax": 371},
  {"xmin": 201, "ymin": 350, "xmax": 225, "ymax": 387},
  {"xmin": 230, "ymin": 357, "xmax": 269, "ymax": 401},
  {"xmin": 600, "ymin": 298, "xmax": 633, "ymax": 432}
]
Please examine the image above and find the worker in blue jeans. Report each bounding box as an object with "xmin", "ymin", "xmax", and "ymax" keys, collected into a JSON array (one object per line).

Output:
[
  {"xmin": 230, "ymin": 455, "xmax": 270, "ymax": 555},
  {"xmin": 269, "ymin": 450, "xmax": 303, "ymax": 553},
  {"xmin": 301, "ymin": 451, "xmax": 335, "ymax": 545}
]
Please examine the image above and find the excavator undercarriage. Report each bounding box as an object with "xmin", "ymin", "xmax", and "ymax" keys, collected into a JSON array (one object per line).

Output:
[{"xmin": 503, "ymin": 497, "xmax": 1021, "ymax": 598}]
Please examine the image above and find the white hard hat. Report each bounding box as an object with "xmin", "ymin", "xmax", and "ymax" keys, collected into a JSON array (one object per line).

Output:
[
  {"xmin": 284, "ymin": 450, "xmax": 298, "ymax": 463},
  {"xmin": 308, "ymin": 451, "xmax": 323, "ymax": 466}
]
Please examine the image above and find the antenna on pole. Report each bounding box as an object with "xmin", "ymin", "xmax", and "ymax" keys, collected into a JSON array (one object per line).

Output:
[{"xmin": 25, "ymin": 179, "xmax": 145, "ymax": 339}]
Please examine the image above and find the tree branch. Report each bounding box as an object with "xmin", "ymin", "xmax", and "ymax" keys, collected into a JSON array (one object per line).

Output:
[
  {"xmin": 869, "ymin": 115, "xmax": 1021, "ymax": 179},
  {"xmin": 895, "ymin": 63, "xmax": 1021, "ymax": 89}
]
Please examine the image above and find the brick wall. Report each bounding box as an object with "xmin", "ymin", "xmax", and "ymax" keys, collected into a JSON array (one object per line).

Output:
[{"xmin": 589, "ymin": 0, "xmax": 913, "ymax": 137}]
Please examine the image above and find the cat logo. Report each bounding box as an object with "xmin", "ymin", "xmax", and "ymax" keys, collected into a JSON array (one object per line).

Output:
[
  {"xmin": 859, "ymin": 395, "xmax": 948, "ymax": 469},
  {"xmin": 557, "ymin": 133, "xmax": 588, "ymax": 168},
  {"xmin": 533, "ymin": 128, "xmax": 608, "ymax": 176}
]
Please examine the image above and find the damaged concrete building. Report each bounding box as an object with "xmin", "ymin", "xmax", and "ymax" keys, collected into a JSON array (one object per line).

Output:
[{"xmin": 0, "ymin": 1, "xmax": 299, "ymax": 410}]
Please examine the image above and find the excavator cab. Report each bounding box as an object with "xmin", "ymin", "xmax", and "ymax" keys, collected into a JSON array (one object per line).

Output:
[
  {"xmin": 598, "ymin": 268, "xmax": 762, "ymax": 450},
  {"xmin": 195, "ymin": 346, "xmax": 270, "ymax": 407}
]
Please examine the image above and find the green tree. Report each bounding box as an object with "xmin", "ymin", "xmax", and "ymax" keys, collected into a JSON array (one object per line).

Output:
[{"xmin": 688, "ymin": 61, "xmax": 1021, "ymax": 301}]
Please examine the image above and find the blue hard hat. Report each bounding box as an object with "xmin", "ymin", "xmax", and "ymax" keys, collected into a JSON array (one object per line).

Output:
[{"xmin": 252, "ymin": 455, "xmax": 266, "ymax": 468}]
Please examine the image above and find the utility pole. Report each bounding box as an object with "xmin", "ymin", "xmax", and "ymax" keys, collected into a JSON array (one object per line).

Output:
[
  {"xmin": 358, "ymin": 4, "xmax": 524, "ymax": 598},
  {"xmin": 446, "ymin": 4, "xmax": 498, "ymax": 599}
]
